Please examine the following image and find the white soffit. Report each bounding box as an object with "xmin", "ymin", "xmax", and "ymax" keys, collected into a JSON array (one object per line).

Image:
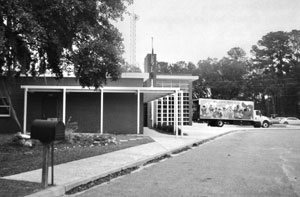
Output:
[
  {"xmin": 20, "ymin": 85, "xmax": 179, "ymax": 102},
  {"xmin": 156, "ymin": 75, "xmax": 198, "ymax": 81},
  {"xmin": 121, "ymin": 72, "xmax": 149, "ymax": 81}
]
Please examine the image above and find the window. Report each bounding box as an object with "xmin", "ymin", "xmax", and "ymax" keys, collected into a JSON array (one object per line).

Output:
[
  {"xmin": 0, "ymin": 97, "xmax": 10, "ymax": 117},
  {"xmin": 288, "ymin": 117, "xmax": 297, "ymax": 120}
]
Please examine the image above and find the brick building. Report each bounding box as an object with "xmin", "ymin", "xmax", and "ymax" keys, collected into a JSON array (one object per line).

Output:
[
  {"xmin": 143, "ymin": 53, "xmax": 198, "ymax": 131},
  {"xmin": 0, "ymin": 54, "xmax": 197, "ymax": 135}
]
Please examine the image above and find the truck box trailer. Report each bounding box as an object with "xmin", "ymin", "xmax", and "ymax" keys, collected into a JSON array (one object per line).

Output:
[{"xmin": 198, "ymin": 98, "xmax": 270, "ymax": 128}]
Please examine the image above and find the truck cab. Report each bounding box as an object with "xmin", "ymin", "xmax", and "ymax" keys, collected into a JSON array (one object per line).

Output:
[{"xmin": 253, "ymin": 110, "xmax": 271, "ymax": 128}]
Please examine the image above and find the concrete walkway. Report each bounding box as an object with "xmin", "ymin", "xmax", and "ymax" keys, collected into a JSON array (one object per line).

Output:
[{"xmin": 3, "ymin": 124, "xmax": 250, "ymax": 197}]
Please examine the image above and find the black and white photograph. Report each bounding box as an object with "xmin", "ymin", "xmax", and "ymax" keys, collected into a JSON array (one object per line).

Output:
[{"xmin": 1, "ymin": 0, "xmax": 300, "ymax": 196}]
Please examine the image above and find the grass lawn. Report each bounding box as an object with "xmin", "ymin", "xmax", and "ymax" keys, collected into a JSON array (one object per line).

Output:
[{"xmin": 0, "ymin": 133, "xmax": 154, "ymax": 197}]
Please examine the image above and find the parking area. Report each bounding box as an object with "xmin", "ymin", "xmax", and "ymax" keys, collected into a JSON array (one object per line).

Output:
[{"xmin": 181, "ymin": 123, "xmax": 300, "ymax": 138}]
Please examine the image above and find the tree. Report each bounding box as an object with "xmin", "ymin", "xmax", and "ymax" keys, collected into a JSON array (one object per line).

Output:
[
  {"xmin": 251, "ymin": 31, "xmax": 292, "ymax": 77},
  {"xmin": 227, "ymin": 47, "xmax": 246, "ymax": 61},
  {"xmin": 156, "ymin": 61, "xmax": 196, "ymax": 75},
  {"xmin": 192, "ymin": 58, "xmax": 219, "ymax": 99},
  {"xmin": 186, "ymin": 62, "xmax": 196, "ymax": 74},
  {"xmin": 169, "ymin": 61, "xmax": 187, "ymax": 74},
  {"xmin": 288, "ymin": 30, "xmax": 300, "ymax": 83},
  {"xmin": 289, "ymin": 30, "xmax": 300, "ymax": 62},
  {"xmin": 167, "ymin": 61, "xmax": 195, "ymax": 74},
  {"xmin": 193, "ymin": 57, "xmax": 247, "ymax": 100},
  {"xmin": 250, "ymin": 30, "xmax": 300, "ymax": 116},
  {"xmin": 121, "ymin": 62, "xmax": 141, "ymax": 73},
  {"xmin": 157, "ymin": 61, "xmax": 171, "ymax": 74},
  {"xmin": 0, "ymin": 0, "xmax": 132, "ymax": 88},
  {"xmin": 0, "ymin": 0, "xmax": 132, "ymax": 131},
  {"xmin": 288, "ymin": 30, "xmax": 300, "ymax": 116},
  {"xmin": 212, "ymin": 58, "xmax": 248, "ymax": 99}
]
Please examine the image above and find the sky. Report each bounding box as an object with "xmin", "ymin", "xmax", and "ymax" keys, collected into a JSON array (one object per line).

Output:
[{"xmin": 116, "ymin": 0, "xmax": 300, "ymax": 69}]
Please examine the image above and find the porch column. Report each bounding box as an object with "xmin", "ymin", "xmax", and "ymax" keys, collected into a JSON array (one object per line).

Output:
[
  {"xmin": 151, "ymin": 101, "xmax": 154, "ymax": 127},
  {"xmin": 23, "ymin": 88, "xmax": 28, "ymax": 134},
  {"xmin": 180, "ymin": 90, "xmax": 184, "ymax": 136},
  {"xmin": 155, "ymin": 100, "xmax": 158, "ymax": 126},
  {"xmin": 137, "ymin": 89, "xmax": 140, "ymax": 134},
  {"xmin": 174, "ymin": 91, "xmax": 178, "ymax": 136},
  {"xmin": 160, "ymin": 97, "xmax": 164, "ymax": 126},
  {"xmin": 166, "ymin": 96, "xmax": 169, "ymax": 125},
  {"xmin": 62, "ymin": 88, "xmax": 66, "ymax": 124},
  {"xmin": 100, "ymin": 88, "xmax": 104, "ymax": 134}
]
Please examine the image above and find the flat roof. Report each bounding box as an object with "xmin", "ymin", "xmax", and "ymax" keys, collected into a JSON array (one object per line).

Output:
[
  {"xmin": 121, "ymin": 73, "xmax": 199, "ymax": 82},
  {"xmin": 19, "ymin": 72, "xmax": 198, "ymax": 82},
  {"xmin": 121, "ymin": 72, "xmax": 149, "ymax": 81},
  {"xmin": 20, "ymin": 85, "xmax": 181, "ymax": 102},
  {"xmin": 20, "ymin": 72, "xmax": 149, "ymax": 80},
  {"xmin": 156, "ymin": 75, "xmax": 198, "ymax": 81}
]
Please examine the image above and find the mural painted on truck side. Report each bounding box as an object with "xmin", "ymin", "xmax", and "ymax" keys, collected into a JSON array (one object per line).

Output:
[{"xmin": 199, "ymin": 99, "xmax": 254, "ymax": 120}]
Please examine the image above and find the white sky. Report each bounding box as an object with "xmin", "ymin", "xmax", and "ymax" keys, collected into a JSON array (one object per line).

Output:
[{"xmin": 116, "ymin": 0, "xmax": 300, "ymax": 68}]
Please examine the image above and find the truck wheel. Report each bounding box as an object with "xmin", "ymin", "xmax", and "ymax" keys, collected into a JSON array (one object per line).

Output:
[
  {"xmin": 262, "ymin": 121, "xmax": 270, "ymax": 128},
  {"xmin": 217, "ymin": 120, "xmax": 224, "ymax": 127}
]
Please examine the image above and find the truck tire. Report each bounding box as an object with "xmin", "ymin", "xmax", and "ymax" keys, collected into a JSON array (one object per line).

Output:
[
  {"xmin": 262, "ymin": 121, "xmax": 270, "ymax": 128},
  {"xmin": 217, "ymin": 120, "xmax": 224, "ymax": 127}
]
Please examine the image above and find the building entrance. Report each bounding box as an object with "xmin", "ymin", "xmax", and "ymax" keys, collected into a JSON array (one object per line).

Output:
[{"xmin": 42, "ymin": 95, "xmax": 58, "ymax": 120}]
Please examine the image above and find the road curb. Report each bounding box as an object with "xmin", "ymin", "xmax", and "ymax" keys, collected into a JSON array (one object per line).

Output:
[{"xmin": 25, "ymin": 130, "xmax": 237, "ymax": 197}]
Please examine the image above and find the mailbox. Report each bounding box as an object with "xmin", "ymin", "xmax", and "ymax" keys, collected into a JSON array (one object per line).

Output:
[{"xmin": 31, "ymin": 119, "xmax": 65, "ymax": 143}]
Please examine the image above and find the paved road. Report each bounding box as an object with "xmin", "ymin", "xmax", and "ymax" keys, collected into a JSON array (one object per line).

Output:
[{"xmin": 73, "ymin": 129, "xmax": 300, "ymax": 197}]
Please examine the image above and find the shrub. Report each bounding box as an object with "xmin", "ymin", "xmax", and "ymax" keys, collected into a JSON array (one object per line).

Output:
[
  {"xmin": 65, "ymin": 116, "xmax": 79, "ymax": 143},
  {"xmin": 161, "ymin": 123, "xmax": 168, "ymax": 132},
  {"xmin": 166, "ymin": 125, "xmax": 174, "ymax": 133},
  {"xmin": 156, "ymin": 123, "xmax": 162, "ymax": 130},
  {"xmin": 154, "ymin": 123, "xmax": 183, "ymax": 136}
]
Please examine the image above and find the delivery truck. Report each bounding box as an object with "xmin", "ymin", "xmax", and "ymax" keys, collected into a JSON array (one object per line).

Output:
[{"xmin": 198, "ymin": 98, "xmax": 270, "ymax": 128}]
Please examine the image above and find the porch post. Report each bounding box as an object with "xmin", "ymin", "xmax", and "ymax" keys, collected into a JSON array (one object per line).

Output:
[
  {"xmin": 100, "ymin": 88, "xmax": 104, "ymax": 134},
  {"xmin": 173, "ymin": 94, "xmax": 175, "ymax": 133},
  {"xmin": 62, "ymin": 88, "xmax": 66, "ymax": 124},
  {"xmin": 166, "ymin": 95, "xmax": 169, "ymax": 125},
  {"xmin": 137, "ymin": 89, "xmax": 140, "ymax": 134},
  {"xmin": 160, "ymin": 97, "xmax": 164, "ymax": 126},
  {"xmin": 23, "ymin": 88, "xmax": 28, "ymax": 134},
  {"xmin": 180, "ymin": 90, "xmax": 184, "ymax": 136},
  {"xmin": 151, "ymin": 101, "xmax": 154, "ymax": 127},
  {"xmin": 174, "ymin": 91, "xmax": 178, "ymax": 136},
  {"xmin": 155, "ymin": 100, "xmax": 158, "ymax": 126}
]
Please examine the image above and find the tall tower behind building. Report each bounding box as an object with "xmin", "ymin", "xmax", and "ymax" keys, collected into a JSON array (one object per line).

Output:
[{"xmin": 129, "ymin": 6, "xmax": 138, "ymax": 67}]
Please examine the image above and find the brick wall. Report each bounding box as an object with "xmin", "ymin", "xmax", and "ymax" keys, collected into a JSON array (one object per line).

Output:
[
  {"xmin": 103, "ymin": 93, "xmax": 144, "ymax": 134},
  {"xmin": 0, "ymin": 77, "xmax": 145, "ymax": 134},
  {"xmin": 66, "ymin": 93, "xmax": 100, "ymax": 133}
]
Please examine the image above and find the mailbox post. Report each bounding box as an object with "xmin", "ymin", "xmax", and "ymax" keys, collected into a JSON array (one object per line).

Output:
[
  {"xmin": 31, "ymin": 119, "xmax": 65, "ymax": 188},
  {"xmin": 42, "ymin": 142, "xmax": 50, "ymax": 188}
]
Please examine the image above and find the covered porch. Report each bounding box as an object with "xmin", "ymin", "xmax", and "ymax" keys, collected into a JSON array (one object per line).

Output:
[{"xmin": 21, "ymin": 86, "xmax": 184, "ymax": 136}]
